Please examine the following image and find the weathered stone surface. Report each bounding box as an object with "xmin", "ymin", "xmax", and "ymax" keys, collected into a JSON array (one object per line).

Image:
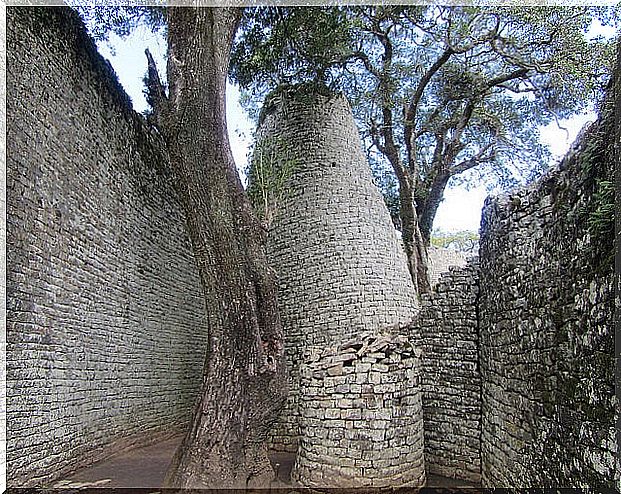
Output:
[
  {"xmin": 293, "ymin": 333, "xmax": 425, "ymax": 488},
  {"xmin": 258, "ymin": 90, "xmax": 418, "ymax": 452},
  {"xmin": 7, "ymin": 8, "xmax": 207, "ymax": 486},
  {"xmin": 411, "ymin": 260, "xmax": 481, "ymax": 484},
  {"xmin": 6, "ymin": 6, "xmax": 616, "ymax": 491},
  {"xmin": 427, "ymin": 246, "xmax": 468, "ymax": 288},
  {"xmin": 478, "ymin": 83, "xmax": 616, "ymax": 488}
]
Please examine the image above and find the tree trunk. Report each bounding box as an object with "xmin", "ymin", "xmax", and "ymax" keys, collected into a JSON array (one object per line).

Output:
[
  {"xmin": 158, "ymin": 7, "xmax": 287, "ymax": 488},
  {"xmin": 417, "ymin": 171, "xmax": 451, "ymax": 245},
  {"xmin": 399, "ymin": 181, "xmax": 432, "ymax": 295}
]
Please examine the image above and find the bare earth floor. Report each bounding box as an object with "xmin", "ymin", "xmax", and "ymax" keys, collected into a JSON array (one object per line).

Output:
[{"xmin": 53, "ymin": 435, "xmax": 478, "ymax": 489}]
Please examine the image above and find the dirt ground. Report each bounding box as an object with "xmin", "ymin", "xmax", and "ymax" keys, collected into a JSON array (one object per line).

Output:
[{"xmin": 53, "ymin": 435, "xmax": 478, "ymax": 489}]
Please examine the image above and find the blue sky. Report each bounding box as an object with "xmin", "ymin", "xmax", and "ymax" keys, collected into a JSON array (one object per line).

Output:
[{"xmin": 95, "ymin": 23, "xmax": 608, "ymax": 234}]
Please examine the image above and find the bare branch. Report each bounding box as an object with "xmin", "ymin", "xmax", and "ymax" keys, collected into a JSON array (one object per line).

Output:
[
  {"xmin": 351, "ymin": 51, "xmax": 381, "ymax": 79},
  {"xmin": 369, "ymin": 118, "xmax": 388, "ymax": 156},
  {"xmin": 450, "ymin": 141, "xmax": 496, "ymax": 175},
  {"xmin": 524, "ymin": 75, "xmax": 570, "ymax": 138},
  {"xmin": 145, "ymin": 48, "xmax": 168, "ymax": 126},
  {"xmin": 404, "ymin": 47, "xmax": 454, "ymax": 169}
]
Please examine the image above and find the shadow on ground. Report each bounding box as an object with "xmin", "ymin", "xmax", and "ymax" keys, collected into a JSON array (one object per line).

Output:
[{"xmin": 53, "ymin": 435, "xmax": 478, "ymax": 489}]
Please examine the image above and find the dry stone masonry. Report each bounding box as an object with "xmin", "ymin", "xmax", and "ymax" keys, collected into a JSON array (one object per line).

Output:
[
  {"xmin": 293, "ymin": 332, "xmax": 425, "ymax": 488},
  {"xmin": 478, "ymin": 77, "xmax": 616, "ymax": 488},
  {"xmin": 414, "ymin": 260, "xmax": 481, "ymax": 483},
  {"xmin": 6, "ymin": 6, "xmax": 617, "ymax": 490},
  {"xmin": 261, "ymin": 80, "xmax": 616, "ymax": 487},
  {"xmin": 427, "ymin": 246, "xmax": 468, "ymax": 287},
  {"xmin": 7, "ymin": 8, "xmax": 208, "ymax": 486},
  {"xmin": 258, "ymin": 89, "xmax": 418, "ymax": 453}
]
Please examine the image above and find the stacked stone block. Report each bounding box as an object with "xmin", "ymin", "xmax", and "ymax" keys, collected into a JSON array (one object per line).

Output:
[
  {"xmin": 478, "ymin": 82, "xmax": 616, "ymax": 488},
  {"xmin": 7, "ymin": 6, "xmax": 617, "ymax": 490},
  {"xmin": 7, "ymin": 8, "xmax": 208, "ymax": 485},
  {"xmin": 415, "ymin": 260, "xmax": 481, "ymax": 483},
  {"xmin": 293, "ymin": 332, "xmax": 425, "ymax": 488},
  {"xmin": 259, "ymin": 90, "xmax": 418, "ymax": 452},
  {"xmin": 427, "ymin": 246, "xmax": 468, "ymax": 287}
]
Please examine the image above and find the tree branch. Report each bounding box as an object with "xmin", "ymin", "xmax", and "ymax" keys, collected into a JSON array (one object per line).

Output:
[
  {"xmin": 351, "ymin": 51, "xmax": 381, "ymax": 79},
  {"xmin": 404, "ymin": 48, "xmax": 453, "ymax": 171},
  {"xmin": 145, "ymin": 48, "xmax": 168, "ymax": 127},
  {"xmin": 486, "ymin": 67, "xmax": 529, "ymax": 89},
  {"xmin": 450, "ymin": 141, "xmax": 496, "ymax": 175},
  {"xmin": 427, "ymin": 67, "xmax": 528, "ymax": 172},
  {"xmin": 441, "ymin": 98, "xmax": 476, "ymax": 165}
]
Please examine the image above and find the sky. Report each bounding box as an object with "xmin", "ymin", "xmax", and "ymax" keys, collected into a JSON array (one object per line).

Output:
[{"xmin": 95, "ymin": 21, "xmax": 611, "ymax": 234}]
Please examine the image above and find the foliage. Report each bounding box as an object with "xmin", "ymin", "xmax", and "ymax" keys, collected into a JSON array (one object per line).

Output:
[
  {"xmin": 246, "ymin": 136, "xmax": 298, "ymax": 230},
  {"xmin": 231, "ymin": 6, "xmax": 618, "ymax": 240},
  {"xmin": 587, "ymin": 179, "xmax": 614, "ymax": 238},
  {"xmin": 580, "ymin": 79, "xmax": 616, "ymax": 259},
  {"xmin": 257, "ymin": 81, "xmax": 335, "ymax": 126},
  {"xmin": 231, "ymin": 8, "xmax": 353, "ymax": 96},
  {"xmin": 431, "ymin": 230, "xmax": 479, "ymax": 254},
  {"xmin": 70, "ymin": 4, "xmax": 166, "ymax": 42}
]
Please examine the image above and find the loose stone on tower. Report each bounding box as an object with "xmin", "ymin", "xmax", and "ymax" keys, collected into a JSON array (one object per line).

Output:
[{"xmin": 293, "ymin": 331, "xmax": 425, "ymax": 488}]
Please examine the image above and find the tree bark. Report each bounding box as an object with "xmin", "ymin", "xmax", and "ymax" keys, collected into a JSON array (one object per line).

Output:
[
  {"xmin": 398, "ymin": 179, "xmax": 432, "ymax": 294},
  {"xmin": 155, "ymin": 7, "xmax": 287, "ymax": 488},
  {"xmin": 417, "ymin": 171, "xmax": 451, "ymax": 245},
  {"xmin": 369, "ymin": 17, "xmax": 431, "ymax": 295}
]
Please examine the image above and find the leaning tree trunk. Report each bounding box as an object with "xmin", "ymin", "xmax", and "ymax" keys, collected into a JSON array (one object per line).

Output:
[{"xmin": 151, "ymin": 7, "xmax": 287, "ymax": 488}]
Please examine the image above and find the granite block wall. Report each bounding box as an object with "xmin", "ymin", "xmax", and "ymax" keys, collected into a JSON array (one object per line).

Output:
[
  {"xmin": 293, "ymin": 332, "xmax": 425, "ymax": 488},
  {"xmin": 415, "ymin": 260, "xmax": 481, "ymax": 483},
  {"xmin": 478, "ymin": 78, "xmax": 616, "ymax": 488},
  {"xmin": 7, "ymin": 6, "xmax": 616, "ymax": 490},
  {"xmin": 7, "ymin": 7, "xmax": 208, "ymax": 485},
  {"xmin": 258, "ymin": 90, "xmax": 418, "ymax": 452},
  {"xmin": 427, "ymin": 247, "xmax": 468, "ymax": 288}
]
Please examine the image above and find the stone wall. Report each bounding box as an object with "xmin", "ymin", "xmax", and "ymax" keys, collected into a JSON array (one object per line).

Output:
[
  {"xmin": 7, "ymin": 7, "xmax": 616, "ymax": 490},
  {"xmin": 293, "ymin": 332, "xmax": 425, "ymax": 488},
  {"xmin": 7, "ymin": 7, "xmax": 208, "ymax": 485},
  {"xmin": 427, "ymin": 247, "xmax": 468, "ymax": 287},
  {"xmin": 415, "ymin": 260, "xmax": 481, "ymax": 483},
  {"xmin": 258, "ymin": 89, "xmax": 418, "ymax": 452},
  {"xmin": 478, "ymin": 78, "xmax": 616, "ymax": 487}
]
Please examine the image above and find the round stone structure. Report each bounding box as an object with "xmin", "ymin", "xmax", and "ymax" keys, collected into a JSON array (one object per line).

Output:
[
  {"xmin": 292, "ymin": 332, "xmax": 426, "ymax": 488},
  {"xmin": 256, "ymin": 89, "xmax": 418, "ymax": 453}
]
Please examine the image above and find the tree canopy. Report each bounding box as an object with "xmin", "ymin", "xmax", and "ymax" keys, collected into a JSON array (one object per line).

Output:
[
  {"xmin": 232, "ymin": 5, "xmax": 617, "ymax": 292},
  {"xmin": 232, "ymin": 6, "xmax": 618, "ymax": 231},
  {"xmin": 75, "ymin": 6, "xmax": 166, "ymax": 41}
]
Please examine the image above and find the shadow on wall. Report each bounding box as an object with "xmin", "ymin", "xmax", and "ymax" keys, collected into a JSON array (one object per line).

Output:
[
  {"xmin": 7, "ymin": 7, "xmax": 208, "ymax": 486},
  {"xmin": 5, "ymin": 4, "xmax": 617, "ymax": 490}
]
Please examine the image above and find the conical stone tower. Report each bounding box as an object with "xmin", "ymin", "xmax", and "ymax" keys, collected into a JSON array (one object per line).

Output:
[{"xmin": 255, "ymin": 88, "xmax": 418, "ymax": 454}]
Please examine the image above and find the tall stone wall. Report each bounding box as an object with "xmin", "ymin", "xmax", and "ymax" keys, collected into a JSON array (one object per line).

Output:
[
  {"xmin": 414, "ymin": 261, "xmax": 481, "ymax": 483},
  {"xmin": 478, "ymin": 80, "xmax": 616, "ymax": 487},
  {"xmin": 7, "ymin": 7, "xmax": 208, "ymax": 485},
  {"xmin": 259, "ymin": 89, "xmax": 418, "ymax": 452}
]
